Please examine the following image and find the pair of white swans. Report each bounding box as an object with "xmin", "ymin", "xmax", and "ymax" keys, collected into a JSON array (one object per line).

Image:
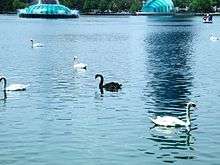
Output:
[{"xmin": 149, "ymin": 102, "xmax": 196, "ymax": 131}]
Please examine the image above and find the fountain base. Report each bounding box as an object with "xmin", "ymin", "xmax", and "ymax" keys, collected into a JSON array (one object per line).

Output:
[{"xmin": 18, "ymin": 4, "xmax": 79, "ymax": 19}]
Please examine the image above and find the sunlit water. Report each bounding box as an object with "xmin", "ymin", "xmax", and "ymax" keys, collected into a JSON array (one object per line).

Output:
[{"xmin": 0, "ymin": 15, "xmax": 220, "ymax": 164}]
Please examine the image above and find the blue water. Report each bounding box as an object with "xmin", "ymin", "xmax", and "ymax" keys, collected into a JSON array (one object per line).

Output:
[{"xmin": 0, "ymin": 15, "xmax": 220, "ymax": 164}]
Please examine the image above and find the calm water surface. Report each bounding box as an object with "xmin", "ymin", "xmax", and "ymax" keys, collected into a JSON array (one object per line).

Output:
[{"xmin": 0, "ymin": 15, "xmax": 220, "ymax": 164}]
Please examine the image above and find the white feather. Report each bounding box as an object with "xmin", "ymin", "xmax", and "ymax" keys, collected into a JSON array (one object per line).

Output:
[
  {"xmin": 149, "ymin": 116, "xmax": 185, "ymax": 127},
  {"xmin": 6, "ymin": 84, "xmax": 27, "ymax": 91}
]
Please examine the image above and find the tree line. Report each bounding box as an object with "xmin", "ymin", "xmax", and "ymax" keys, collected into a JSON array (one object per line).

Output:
[
  {"xmin": 173, "ymin": 0, "xmax": 220, "ymax": 12},
  {"xmin": 0, "ymin": 0, "xmax": 220, "ymax": 13},
  {"xmin": 0, "ymin": 0, "xmax": 141, "ymax": 13}
]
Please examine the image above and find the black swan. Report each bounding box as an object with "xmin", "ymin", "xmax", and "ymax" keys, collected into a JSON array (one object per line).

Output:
[{"xmin": 95, "ymin": 74, "xmax": 122, "ymax": 94}]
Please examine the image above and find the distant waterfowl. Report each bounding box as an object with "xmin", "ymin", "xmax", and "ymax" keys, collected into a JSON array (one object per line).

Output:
[
  {"xmin": 30, "ymin": 39, "xmax": 43, "ymax": 48},
  {"xmin": 203, "ymin": 14, "xmax": 213, "ymax": 23},
  {"xmin": 149, "ymin": 102, "xmax": 196, "ymax": 130},
  {"xmin": 0, "ymin": 77, "xmax": 27, "ymax": 91},
  {"xmin": 73, "ymin": 56, "xmax": 87, "ymax": 70},
  {"xmin": 95, "ymin": 74, "xmax": 122, "ymax": 94},
  {"xmin": 210, "ymin": 34, "xmax": 219, "ymax": 41}
]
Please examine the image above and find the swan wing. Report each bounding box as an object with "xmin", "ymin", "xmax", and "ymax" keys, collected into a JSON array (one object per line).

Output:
[
  {"xmin": 103, "ymin": 82, "xmax": 122, "ymax": 91},
  {"xmin": 210, "ymin": 36, "xmax": 219, "ymax": 41},
  {"xmin": 34, "ymin": 43, "xmax": 43, "ymax": 47},
  {"xmin": 6, "ymin": 84, "xmax": 27, "ymax": 91},
  {"xmin": 74, "ymin": 63, "xmax": 87, "ymax": 69},
  {"xmin": 150, "ymin": 116, "xmax": 185, "ymax": 126}
]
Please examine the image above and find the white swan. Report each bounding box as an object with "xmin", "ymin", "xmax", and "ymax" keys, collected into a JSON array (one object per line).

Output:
[
  {"xmin": 210, "ymin": 34, "xmax": 219, "ymax": 41},
  {"xmin": 30, "ymin": 39, "xmax": 44, "ymax": 48},
  {"xmin": 0, "ymin": 77, "xmax": 27, "ymax": 91},
  {"xmin": 73, "ymin": 56, "xmax": 87, "ymax": 70},
  {"xmin": 149, "ymin": 102, "xmax": 196, "ymax": 130}
]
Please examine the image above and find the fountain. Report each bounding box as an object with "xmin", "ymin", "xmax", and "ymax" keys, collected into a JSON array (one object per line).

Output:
[
  {"xmin": 142, "ymin": 0, "xmax": 174, "ymax": 13},
  {"xmin": 18, "ymin": 0, "xmax": 79, "ymax": 18}
]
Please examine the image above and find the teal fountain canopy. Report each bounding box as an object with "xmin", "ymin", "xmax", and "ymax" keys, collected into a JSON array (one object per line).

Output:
[
  {"xmin": 142, "ymin": 0, "xmax": 174, "ymax": 13},
  {"xmin": 18, "ymin": 0, "xmax": 79, "ymax": 18}
]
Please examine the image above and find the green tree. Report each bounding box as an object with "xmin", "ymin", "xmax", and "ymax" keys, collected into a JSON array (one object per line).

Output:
[
  {"xmin": 98, "ymin": 0, "xmax": 109, "ymax": 12},
  {"xmin": 173, "ymin": 0, "xmax": 191, "ymax": 8},
  {"xmin": 108, "ymin": 0, "xmax": 119, "ymax": 12},
  {"xmin": 83, "ymin": 0, "xmax": 92, "ymax": 12},
  {"xmin": 13, "ymin": 0, "xmax": 26, "ymax": 9},
  {"xmin": 212, "ymin": 0, "xmax": 220, "ymax": 6},
  {"xmin": 59, "ymin": 0, "xmax": 85, "ymax": 9},
  {"xmin": 0, "ymin": 0, "xmax": 14, "ymax": 12},
  {"xmin": 190, "ymin": 0, "xmax": 213, "ymax": 12},
  {"xmin": 129, "ymin": 0, "xmax": 141, "ymax": 13},
  {"xmin": 121, "ymin": 0, "xmax": 131, "ymax": 11}
]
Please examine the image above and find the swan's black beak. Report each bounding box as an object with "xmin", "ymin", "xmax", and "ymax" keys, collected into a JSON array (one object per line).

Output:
[{"xmin": 192, "ymin": 104, "xmax": 197, "ymax": 110}]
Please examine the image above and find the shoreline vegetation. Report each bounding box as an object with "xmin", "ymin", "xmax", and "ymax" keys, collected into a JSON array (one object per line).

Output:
[
  {"xmin": 2, "ymin": 12, "xmax": 220, "ymax": 17},
  {"xmin": 0, "ymin": 0, "xmax": 220, "ymax": 15}
]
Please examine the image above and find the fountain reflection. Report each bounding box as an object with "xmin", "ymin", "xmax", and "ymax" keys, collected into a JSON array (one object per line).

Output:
[
  {"xmin": 145, "ymin": 30, "xmax": 195, "ymax": 117},
  {"xmin": 143, "ymin": 20, "xmax": 197, "ymax": 163}
]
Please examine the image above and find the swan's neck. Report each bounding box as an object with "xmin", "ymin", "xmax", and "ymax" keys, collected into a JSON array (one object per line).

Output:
[
  {"xmin": 98, "ymin": 76, "xmax": 104, "ymax": 89},
  {"xmin": 74, "ymin": 59, "xmax": 79, "ymax": 64},
  {"xmin": 100, "ymin": 88, "xmax": 104, "ymax": 94},
  {"xmin": 186, "ymin": 105, "xmax": 191, "ymax": 126},
  {"xmin": 3, "ymin": 90, "xmax": 7, "ymax": 99},
  {"xmin": 0, "ymin": 77, "xmax": 7, "ymax": 91},
  {"xmin": 31, "ymin": 41, "xmax": 34, "ymax": 47}
]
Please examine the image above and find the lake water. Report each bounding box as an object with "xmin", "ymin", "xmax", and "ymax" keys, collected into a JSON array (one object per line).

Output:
[{"xmin": 0, "ymin": 15, "xmax": 220, "ymax": 164}]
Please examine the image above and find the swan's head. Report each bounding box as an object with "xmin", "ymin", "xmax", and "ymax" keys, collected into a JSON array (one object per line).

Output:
[
  {"xmin": 0, "ymin": 76, "xmax": 7, "ymax": 90},
  {"xmin": 0, "ymin": 76, "xmax": 6, "ymax": 82},
  {"xmin": 95, "ymin": 74, "xmax": 102, "ymax": 79},
  {"xmin": 30, "ymin": 39, "xmax": 33, "ymax": 42},
  {"xmin": 186, "ymin": 102, "xmax": 196, "ymax": 110},
  {"xmin": 73, "ymin": 56, "xmax": 78, "ymax": 61}
]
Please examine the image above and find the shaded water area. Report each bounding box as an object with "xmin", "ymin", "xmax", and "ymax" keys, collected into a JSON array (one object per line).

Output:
[{"xmin": 0, "ymin": 15, "xmax": 220, "ymax": 164}]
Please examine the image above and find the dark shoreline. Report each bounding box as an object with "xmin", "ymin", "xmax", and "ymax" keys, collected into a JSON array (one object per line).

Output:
[
  {"xmin": 82, "ymin": 12, "xmax": 220, "ymax": 16},
  {"xmin": 0, "ymin": 11, "xmax": 17, "ymax": 14}
]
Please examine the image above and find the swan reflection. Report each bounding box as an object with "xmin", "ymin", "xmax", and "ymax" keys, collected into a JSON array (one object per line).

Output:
[
  {"xmin": 0, "ymin": 90, "xmax": 7, "ymax": 101},
  {"xmin": 148, "ymin": 126, "xmax": 196, "ymax": 162}
]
